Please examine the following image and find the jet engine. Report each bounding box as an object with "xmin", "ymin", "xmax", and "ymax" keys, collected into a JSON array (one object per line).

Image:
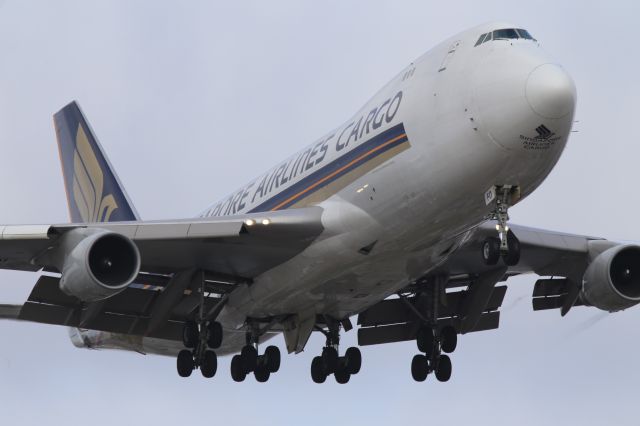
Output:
[
  {"xmin": 581, "ymin": 244, "xmax": 640, "ymax": 312},
  {"xmin": 58, "ymin": 230, "xmax": 140, "ymax": 302}
]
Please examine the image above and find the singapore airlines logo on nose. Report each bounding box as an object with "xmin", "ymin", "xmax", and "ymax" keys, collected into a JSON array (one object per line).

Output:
[{"xmin": 72, "ymin": 125, "xmax": 118, "ymax": 222}]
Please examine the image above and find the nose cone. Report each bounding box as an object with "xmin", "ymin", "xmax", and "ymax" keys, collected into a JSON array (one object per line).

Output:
[{"xmin": 526, "ymin": 64, "xmax": 576, "ymax": 119}]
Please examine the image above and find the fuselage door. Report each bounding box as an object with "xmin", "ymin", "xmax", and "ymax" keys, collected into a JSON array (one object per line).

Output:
[{"xmin": 438, "ymin": 40, "xmax": 461, "ymax": 72}]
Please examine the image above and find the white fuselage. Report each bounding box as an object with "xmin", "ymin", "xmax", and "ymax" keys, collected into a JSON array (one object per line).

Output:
[{"xmin": 74, "ymin": 22, "xmax": 576, "ymax": 356}]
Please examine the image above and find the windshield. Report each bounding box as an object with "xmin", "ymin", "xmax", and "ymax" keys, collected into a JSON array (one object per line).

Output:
[{"xmin": 475, "ymin": 28, "xmax": 536, "ymax": 47}]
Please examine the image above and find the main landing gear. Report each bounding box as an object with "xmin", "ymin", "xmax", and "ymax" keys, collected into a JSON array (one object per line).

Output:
[
  {"xmin": 177, "ymin": 320, "xmax": 223, "ymax": 378},
  {"xmin": 230, "ymin": 324, "xmax": 282, "ymax": 383},
  {"xmin": 176, "ymin": 272, "xmax": 225, "ymax": 379},
  {"xmin": 482, "ymin": 185, "xmax": 521, "ymax": 266},
  {"xmin": 310, "ymin": 320, "xmax": 362, "ymax": 384},
  {"xmin": 411, "ymin": 325, "xmax": 456, "ymax": 382}
]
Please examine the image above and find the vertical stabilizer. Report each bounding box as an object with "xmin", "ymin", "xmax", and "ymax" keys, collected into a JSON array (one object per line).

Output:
[{"xmin": 53, "ymin": 101, "xmax": 139, "ymax": 223}]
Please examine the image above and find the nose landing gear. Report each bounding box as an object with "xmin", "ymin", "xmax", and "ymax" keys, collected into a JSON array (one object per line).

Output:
[{"xmin": 482, "ymin": 185, "xmax": 521, "ymax": 266}]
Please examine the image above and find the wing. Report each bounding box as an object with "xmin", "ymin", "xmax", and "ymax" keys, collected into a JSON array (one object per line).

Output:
[
  {"xmin": 0, "ymin": 207, "xmax": 323, "ymax": 341},
  {"xmin": 0, "ymin": 206, "xmax": 323, "ymax": 277},
  {"xmin": 357, "ymin": 222, "xmax": 616, "ymax": 347}
]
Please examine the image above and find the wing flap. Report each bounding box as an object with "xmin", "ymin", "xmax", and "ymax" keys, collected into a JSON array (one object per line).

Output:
[
  {"xmin": 17, "ymin": 275, "xmax": 221, "ymax": 341},
  {"xmin": 358, "ymin": 312, "xmax": 500, "ymax": 346}
]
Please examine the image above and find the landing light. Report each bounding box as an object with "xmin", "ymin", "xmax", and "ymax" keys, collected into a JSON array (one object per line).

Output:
[
  {"xmin": 261, "ymin": 219, "xmax": 271, "ymax": 226},
  {"xmin": 245, "ymin": 219, "xmax": 255, "ymax": 226}
]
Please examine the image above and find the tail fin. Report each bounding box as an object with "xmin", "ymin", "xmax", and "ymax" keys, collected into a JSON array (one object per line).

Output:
[{"xmin": 53, "ymin": 101, "xmax": 139, "ymax": 223}]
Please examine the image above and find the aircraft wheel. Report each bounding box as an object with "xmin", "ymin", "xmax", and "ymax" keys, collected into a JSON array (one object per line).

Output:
[
  {"xmin": 440, "ymin": 326, "xmax": 457, "ymax": 354},
  {"xmin": 241, "ymin": 345, "xmax": 258, "ymax": 373},
  {"xmin": 231, "ymin": 355, "xmax": 246, "ymax": 382},
  {"xmin": 177, "ymin": 349, "xmax": 194, "ymax": 377},
  {"xmin": 345, "ymin": 347, "xmax": 362, "ymax": 374},
  {"xmin": 334, "ymin": 364, "xmax": 351, "ymax": 384},
  {"xmin": 200, "ymin": 350, "xmax": 217, "ymax": 378},
  {"xmin": 435, "ymin": 354, "xmax": 452, "ymax": 382},
  {"xmin": 321, "ymin": 346, "xmax": 339, "ymax": 374},
  {"xmin": 254, "ymin": 364, "xmax": 271, "ymax": 383},
  {"xmin": 416, "ymin": 327, "xmax": 434, "ymax": 355},
  {"xmin": 311, "ymin": 356, "xmax": 326, "ymax": 383},
  {"xmin": 207, "ymin": 321, "xmax": 223, "ymax": 349},
  {"xmin": 264, "ymin": 346, "xmax": 281, "ymax": 373},
  {"xmin": 411, "ymin": 354, "xmax": 429, "ymax": 382},
  {"xmin": 482, "ymin": 237, "xmax": 501, "ymax": 265},
  {"xmin": 182, "ymin": 321, "xmax": 199, "ymax": 349},
  {"xmin": 503, "ymin": 231, "xmax": 521, "ymax": 266}
]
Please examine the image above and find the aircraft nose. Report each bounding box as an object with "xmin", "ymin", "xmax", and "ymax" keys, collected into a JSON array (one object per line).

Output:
[{"xmin": 525, "ymin": 64, "xmax": 576, "ymax": 119}]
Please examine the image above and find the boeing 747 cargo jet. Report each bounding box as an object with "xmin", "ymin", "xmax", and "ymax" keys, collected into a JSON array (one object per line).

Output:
[{"xmin": 0, "ymin": 22, "xmax": 633, "ymax": 384}]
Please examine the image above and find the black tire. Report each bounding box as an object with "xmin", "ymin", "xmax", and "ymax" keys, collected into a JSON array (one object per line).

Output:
[
  {"xmin": 207, "ymin": 321, "xmax": 223, "ymax": 349},
  {"xmin": 311, "ymin": 356, "xmax": 326, "ymax": 383},
  {"xmin": 230, "ymin": 355, "xmax": 246, "ymax": 382},
  {"xmin": 321, "ymin": 346, "xmax": 339, "ymax": 374},
  {"xmin": 241, "ymin": 345, "xmax": 258, "ymax": 373},
  {"xmin": 334, "ymin": 366, "xmax": 350, "ymax": 384},
  {"xmin": 177, "ymin": 349, "xmax": 194, "ymax": 377},
  {"xmin": 416, "ymin": 327, "xmax": 434, "ymax": 355},
  {"xmin": 440, "ymin": 326, "xmax": 458, "ymax": 354},
  {"xmin": 345, "ymin": 347, "xmax": 362, "ymax": 375},
  {"xmin": 182, "ymin": 321, "xmax": 199, "ymax": 349},
  {"xmin": 200, "ymin": 350, "xmax": 218, "ymax": 378},
  {"xmin": 503, "ymin": 231, "xmax": 521, "ymax": 266},
  {"xmin": 482, "ymin": 237, "xmax": 501, "ymax": 265},
  {"xmin": 411, "ymin": 354, "xmax": 429, "ymax": 382},
  {"xmin": 254, "ymin": 365, "xmax": 271, "ymax": 383},
  {"xmin": 264, "ymin": 346, "xmax": 281, "ymax": 373},
  {"xmin": 435, "ymin": 354, "xmax": 452, "ymax": 382}
]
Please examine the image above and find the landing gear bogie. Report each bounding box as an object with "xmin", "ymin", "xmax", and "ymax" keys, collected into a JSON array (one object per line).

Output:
[
  {"xmin": 412, "ymin": 325, "xmax": 457, "ymax": 383},
  {"xmin": 177, "ymin": 320, "xmax": 224, "ymax": 379}
]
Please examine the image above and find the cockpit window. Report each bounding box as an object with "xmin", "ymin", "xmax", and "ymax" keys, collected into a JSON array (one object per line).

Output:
[
  {"xmin": 493, "ymin": 28, "xmax": 519, "ymax": 40},
  {"xmin": 516, "ymin": 29, "xmax": 536, "ymax": 41},
  {"xmin": 475, "ymin": 28, "xmax": 536, "ymax": 47}
]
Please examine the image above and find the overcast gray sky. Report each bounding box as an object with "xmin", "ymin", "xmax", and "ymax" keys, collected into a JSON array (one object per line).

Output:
[{"xmin": 1, "ymin": 1, "xmax": 639, "ymax": 425}]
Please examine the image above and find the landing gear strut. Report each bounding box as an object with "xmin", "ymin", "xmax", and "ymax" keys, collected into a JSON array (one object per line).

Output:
[
  {"xmin": 230, "ymin": 322, "xmax": 281, "ymax": 383},
  {"xmin": 482, "ymin": 185, "xmax": 521, "ymax": 266},
  {"xmin": 310, "ymin": 318, "xmax": 362, "ymax": 384}
]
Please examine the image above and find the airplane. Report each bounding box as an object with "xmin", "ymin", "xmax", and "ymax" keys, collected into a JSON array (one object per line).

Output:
[{"xmin": 0, "ymin": 21, "xmax": 636, "ymax": 385}]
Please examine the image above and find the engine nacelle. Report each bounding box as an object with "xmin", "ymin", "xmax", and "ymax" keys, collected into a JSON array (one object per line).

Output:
[
  {"xmin": 59, "ymin": 230, "xmax": 140, "ymax": 302},
  {"xmin": 581, "ymin": 244, "xmax": 640, "ymax": 312}
]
